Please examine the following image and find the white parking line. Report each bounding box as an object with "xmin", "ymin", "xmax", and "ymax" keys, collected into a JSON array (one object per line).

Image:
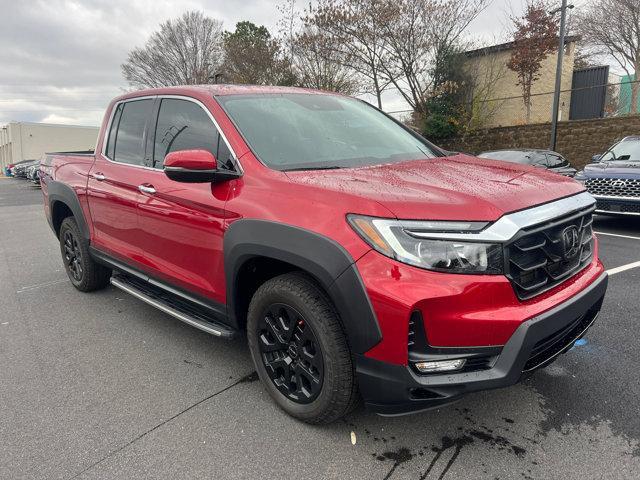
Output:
[
  {"xmin": 595, "ymin": 231, "xmax": 640, "ymax": 241},
  {"xmin": 16, "ymin": 278, "xmax": 68, "ymax": 294},
  {"xmin": 607, "ymin": 261, "xmax": 640, "ymax": 276}
]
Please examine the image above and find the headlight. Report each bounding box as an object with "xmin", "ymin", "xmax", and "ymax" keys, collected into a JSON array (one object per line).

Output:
[
  {"xmin": 574, "ymin": 170, "xmax": 586, "ymax": 183},
  {"xmin": 347, "ymin": 215, "xmax": 503, "ymax": 274}
]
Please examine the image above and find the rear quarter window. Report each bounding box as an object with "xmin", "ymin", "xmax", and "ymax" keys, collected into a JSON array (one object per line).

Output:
[{"xmin": 107, "ymin": 99, "xmax": 154, "ymax": 165}]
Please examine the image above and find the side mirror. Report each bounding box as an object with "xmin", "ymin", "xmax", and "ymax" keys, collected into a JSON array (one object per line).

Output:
[
  {"xmin": 163, "ymin": 149, "xmax": 237, "ymax": 183},
  {"xmin": 590, "ymin": 154, "xmax": 602, "ymax": 163}
]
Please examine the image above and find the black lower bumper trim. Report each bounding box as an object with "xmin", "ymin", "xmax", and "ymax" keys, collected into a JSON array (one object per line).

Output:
[{"xmin": 356, "ymin": 272, "xmax": 608, "ymax": 416}]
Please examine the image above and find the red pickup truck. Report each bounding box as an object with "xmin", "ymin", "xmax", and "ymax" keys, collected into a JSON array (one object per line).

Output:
[{"xmin": 41, "ymin": 85, "xmax": 607, "ymax": 423}]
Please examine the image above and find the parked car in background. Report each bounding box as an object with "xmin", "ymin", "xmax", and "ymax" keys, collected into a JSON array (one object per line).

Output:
[
  {"xmin": 26, "ymin": 161, "xmax": 41, "ymax": 185},
  {"xmin": 7, "ymin": 159, "xmax": 35, "ymax": 177},
  {"xmin": 478, "ymin": 149, "xmax": 577, "ymax": 177},
  {"xmin": 12, "ymin": 159, "xmax": 39, "ymax": 178},
  {"xmin": 576, "ymin": 136, "xmax": 640, "ymax": 216},
  {"xmin": 41, "ymin": 85, "xmax": 607, "ymax": 423}
]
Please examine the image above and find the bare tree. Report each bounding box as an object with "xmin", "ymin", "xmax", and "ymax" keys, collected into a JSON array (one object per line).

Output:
[
  {"xmin": 122, "ymin": 11, "xmax": 224, "ymax": 88},
  {"xmin": 576, "ymin": 0, "xmax": 640, "ymax": 113},
  {"xmin": 277, "ymin": 0, "xmax": 299, "ymax": 66},
  {"xmin": 304, "ymin": 0, "xmax": 393, "ymax": 108},
  {"xmin": 291, "ymin": 27, "xmax": 360, "ymax": 94},
  {"xmin": 377, "ymin": 0, "xmax": 489, "ymax": 114},
  {"xmin": 506, "ymin": 1, "xmax": 558, "ymax": 123}
]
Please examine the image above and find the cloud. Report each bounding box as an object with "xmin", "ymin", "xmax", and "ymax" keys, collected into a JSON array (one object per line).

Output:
[
  {"xmin": 0, "ymin": 0, "xmax": 283, "ymax": 125},
  {"xmin": 0, "ymin": 0, "xmax": 529, "ymax": 126}
]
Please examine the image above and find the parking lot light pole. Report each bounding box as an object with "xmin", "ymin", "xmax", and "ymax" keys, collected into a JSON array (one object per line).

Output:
[{"xmin": 549, "ymin": 0, "xmax": 574, "ymax": 151}]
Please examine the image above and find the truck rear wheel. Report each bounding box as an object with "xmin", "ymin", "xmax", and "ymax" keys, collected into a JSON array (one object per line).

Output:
[
  {"xmin": 59, "ymin": 217, "xmax": 111, "ymax": 292},
  {"xmin": 247, "ymin": 272, "xmax": 358, "ymax": 424}
]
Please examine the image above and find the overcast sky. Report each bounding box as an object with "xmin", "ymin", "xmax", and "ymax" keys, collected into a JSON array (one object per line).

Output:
[{"xmin": 0, "ymin": 0, "xmax": 570, "ymax": 126}]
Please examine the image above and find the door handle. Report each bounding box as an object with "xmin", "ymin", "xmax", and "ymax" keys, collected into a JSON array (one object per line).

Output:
[
  {"xmin": 138, "ymin": 184, "xmax": 156, "ymax": 194},
  {"xmin": 92, "ymin": 173, "xmax": 106, "ymax": 181}
]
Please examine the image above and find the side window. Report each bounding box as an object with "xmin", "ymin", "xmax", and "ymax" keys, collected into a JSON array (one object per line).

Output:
[
  {"xmin": 546, "ymin": 154, "xmax": 567, "ymax": 168},
  {"xmin": 110, "ymin": 99, "xmax": 153, "ymax": 165},
  {"xmin": 153, "ymin": 98, "xmax": 234, "ymax": 169},
  {"xmin": 216, "ymin": 134, "xmax": 234, "ymax": 169},
  {"xmin": 600, "ymin": 150, "xmax": 615, "ymax": 162},
  {"xmin": 105, "ymin": 103, "xmax": 123, "ymax": 159},
  {"xmin": 600, "ymin": 148, "xmax": 616, "ymax": 161}
]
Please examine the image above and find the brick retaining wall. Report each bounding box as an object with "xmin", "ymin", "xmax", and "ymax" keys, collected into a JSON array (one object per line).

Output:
[{"xmin": 438, "ymin": 115, "xmax": 640, "ymax": 169}]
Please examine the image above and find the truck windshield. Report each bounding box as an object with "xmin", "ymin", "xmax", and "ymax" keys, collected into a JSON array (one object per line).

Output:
[
  {"xmin": 603, "ymin": 139, "xmax": 640, "ymax": 162},
  {"xmin": 216, "ymin": 93, "xmax": 438, "ymax": 171}
]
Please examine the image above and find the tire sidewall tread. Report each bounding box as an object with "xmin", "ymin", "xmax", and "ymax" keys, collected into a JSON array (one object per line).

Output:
[
  {"xmin": 247, "ymin": 272, "xmax": 357, "ymax": 424},
  {"xmin": 59, "ymin": 217, "xmax": 111, "ymax": 292}
]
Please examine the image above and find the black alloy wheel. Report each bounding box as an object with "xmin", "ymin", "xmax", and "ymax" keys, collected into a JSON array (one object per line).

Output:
[
  {"xmin": 63, "ymin": 229, "xmax": 83, "ymax": 282},
  {"xmin": 58, "ymin": 217, "xmax": 111, "ymax": 292},
  {"xmin": 257, "ymin": 303, "xmax": 324, "ymax": 404},
  {"xmin": 247, "ymin": 272, "xmax": 358, "ymax": 423}
]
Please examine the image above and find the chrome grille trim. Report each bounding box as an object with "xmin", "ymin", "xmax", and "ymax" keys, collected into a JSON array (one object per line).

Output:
[
  {"xmin": 585, "ymin": 177, "xmax": 640, "ymax": 198},
  {"xmin": 405, "ymin": 192, "xmax": 595, "ymax": 242}
]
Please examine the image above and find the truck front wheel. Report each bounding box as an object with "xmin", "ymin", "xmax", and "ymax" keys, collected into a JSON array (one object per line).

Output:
[
  {"xmin": 59, "ymin": 217, "xmax": 111, "ymax": 292},
  {"xmin": 247, "ymin": 273, "xmax": 358, "ymax": 424}
]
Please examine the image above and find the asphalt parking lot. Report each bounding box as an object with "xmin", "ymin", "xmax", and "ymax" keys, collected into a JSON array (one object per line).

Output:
[{"xmin": 1, "ymin": 178, "xmax": 639, "ymax": 480}]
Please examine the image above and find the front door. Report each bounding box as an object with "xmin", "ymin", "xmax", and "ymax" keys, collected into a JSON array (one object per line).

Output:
[
  {"xmin": 87, "ymin": 97, "xmax": 154, "ymax": 267},
  {"xmin": 135, "ymin": 97, "xmax": 237, "ymax": 304}
]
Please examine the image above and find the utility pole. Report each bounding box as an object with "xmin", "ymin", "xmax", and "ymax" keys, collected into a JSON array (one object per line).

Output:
[{"xmin": 549, "ymin": 0, "xmax": 574, "ymax": 151}]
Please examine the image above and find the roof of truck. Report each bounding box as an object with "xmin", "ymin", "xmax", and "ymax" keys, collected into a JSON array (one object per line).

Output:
[{"xmin": 116, "ymin": 84, "xmax": 331, "ymax": 101}]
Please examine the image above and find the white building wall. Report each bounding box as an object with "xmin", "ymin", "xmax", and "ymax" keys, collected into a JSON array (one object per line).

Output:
[{"xmin": 0, "ymin": 122, "xmax": 99, "ymax": 171}]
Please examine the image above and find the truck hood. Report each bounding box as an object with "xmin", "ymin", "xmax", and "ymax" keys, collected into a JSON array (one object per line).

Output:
[
  {"xmin": 284, "ymin": 154, "xmax": 585, "ymax": 221},
  {"xmin": 583, "ymin": 161, "xmax": 640, "ymax": 178}
]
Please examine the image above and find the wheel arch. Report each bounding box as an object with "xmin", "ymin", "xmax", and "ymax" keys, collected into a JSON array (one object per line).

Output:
[
  {"xmin": 47, "ymin": 181, "xmax": 90, "ymax": 240},
  {"xmin": 224, "ymin": 220, "xmax": 381, "ymax": 354}
]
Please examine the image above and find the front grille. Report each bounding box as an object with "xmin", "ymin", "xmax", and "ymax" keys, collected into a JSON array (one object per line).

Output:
[
  {"xmin": 596, "ymin": 199, "xmax": 640, "ymax": 214},
  {"xmin": 505, "ymin": 206, "xmax": 594, "ymax": 300},
  {"xmin": 585, "ymin": 177, "xmax": 640, "ymax": 198},
  {"xmin": 523, "ymin": 304, "xmax": 600, "ymax": 372}
]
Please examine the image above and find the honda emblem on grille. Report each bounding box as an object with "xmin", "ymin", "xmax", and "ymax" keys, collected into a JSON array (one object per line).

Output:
[
  {"xmin": 561, "ymin": 225, "xmax": 581, "ymax": 260},
  {"xmin": 611, "ymin": 179, "xmax": 627, "ymax": 188}
]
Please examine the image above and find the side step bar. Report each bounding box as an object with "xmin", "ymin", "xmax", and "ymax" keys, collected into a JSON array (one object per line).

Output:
[{"xmin": 110, "ymin": 274, "xmax": 235, "ymax": 338}]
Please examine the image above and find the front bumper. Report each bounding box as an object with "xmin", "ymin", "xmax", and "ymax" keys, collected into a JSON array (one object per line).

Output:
[
  {"xmin": 593, "ymin": 196, "xmax": 640, "ymax": 216},
  {"xmin": 356, "ymin": 272, "xmax": 608, "ymax": 416}
]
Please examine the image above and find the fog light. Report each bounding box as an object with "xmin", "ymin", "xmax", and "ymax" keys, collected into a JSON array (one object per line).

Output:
[{"xmin": 414, "ymin": 359, "xmax": 466, "ymax": 373}]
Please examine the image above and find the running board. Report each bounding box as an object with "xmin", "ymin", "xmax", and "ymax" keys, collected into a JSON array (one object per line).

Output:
[{"xmin": 110, "ymin": 274, "xmax": 235, "ymax": 338}]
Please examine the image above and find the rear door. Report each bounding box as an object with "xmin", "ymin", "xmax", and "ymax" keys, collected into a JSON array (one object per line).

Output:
[
  {"xmin": 87, "ymin": 97, "xmax": 155, "ymax": 265},
  {"xmin": 135, "ymin": 96, "xmax": 238, "ymax": 304}
]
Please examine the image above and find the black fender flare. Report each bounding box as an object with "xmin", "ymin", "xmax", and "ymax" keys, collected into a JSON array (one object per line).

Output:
[
  {"xmin": 47, "ymin": 180, "xmax": 90, "ymax": 240},
  {"xmin": 224, "ymin": 220, "xmax": 382, "ymax": 354}
]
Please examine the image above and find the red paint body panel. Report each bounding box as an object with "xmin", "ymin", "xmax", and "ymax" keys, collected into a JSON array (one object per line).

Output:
[
  {"xmin": 135, "ymin": 169, "xmax": 231, "ymax": 303},
  {"xmin": 358, "ymin": 239, "xmax": 604, "ymax": 366},
  {"xmin": 41, "ymin": 85, "xmax": 604, "ymax": 372},
  {"xmin": 87, "ymin": 158, "xmax": 146, "ymax": 266},
  {"xmin": 40, "ymin": 153, "xmax": 96, "ymax": 238},
  {"xmin": 285, "ymin": 155, "xmax": 585, "ymax": 221},
  {"xmin": 164, "ymin": 149, "xmax": 217, "ymax": 170}
]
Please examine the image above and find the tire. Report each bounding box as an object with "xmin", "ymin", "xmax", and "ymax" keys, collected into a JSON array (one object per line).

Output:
[
  {"xmin": 59, "ymin": 217, "xmax": 111, "ymax": 292},
  {"xmin": 247, "ymin": 272, "xmax": 358, "ymax": 424}
]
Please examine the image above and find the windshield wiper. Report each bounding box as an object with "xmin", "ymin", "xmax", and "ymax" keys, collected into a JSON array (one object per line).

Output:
[{"xmin": 284, "ymin": 165, "xmax": 343, "ymax": 171}]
